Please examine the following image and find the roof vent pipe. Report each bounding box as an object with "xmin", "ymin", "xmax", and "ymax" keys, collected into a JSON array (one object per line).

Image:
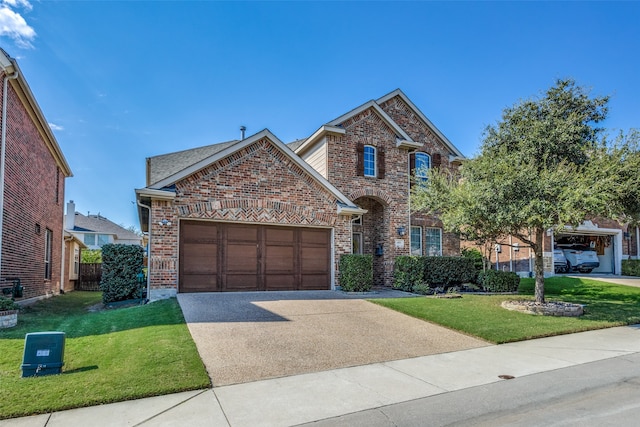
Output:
[{"xmin": 240, "ymin": 126, "xmax": 246, "ymax": 140}]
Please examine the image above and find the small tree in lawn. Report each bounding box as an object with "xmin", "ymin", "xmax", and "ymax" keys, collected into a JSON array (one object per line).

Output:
[{"xmin": 412, "ymin": 79, "xmax": 611, "ymax": 304}]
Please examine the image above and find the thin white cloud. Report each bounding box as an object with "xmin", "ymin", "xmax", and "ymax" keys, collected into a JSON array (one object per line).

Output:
[
  {"xmin": 0, "ymin": 0, "xmax": 35, "ymax": 49},
  {"xmin": 48, "ymin": 123, "xmax": 64, "ymax": 131},
  {"xmin": 3, "ymin": 0, "xmax": 32, "ymax": 12}
]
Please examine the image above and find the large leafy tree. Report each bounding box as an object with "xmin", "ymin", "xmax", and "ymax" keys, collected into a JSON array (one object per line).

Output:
[{"xmin": 412, "ymin": 79, "xmax": 611, "ymax": 303}]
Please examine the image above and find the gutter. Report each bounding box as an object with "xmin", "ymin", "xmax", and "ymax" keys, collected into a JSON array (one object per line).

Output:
[
  {"xmin": 0, "ymin": 69, "xmax": 19, "ymax": 276},
  {"xmin": 137, "ymin": 200, "xmax": 152, "ymax": 300}
]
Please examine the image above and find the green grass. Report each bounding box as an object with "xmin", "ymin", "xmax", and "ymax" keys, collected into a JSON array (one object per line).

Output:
[
  {"xmin": 0, "ymin": 292, "xmax": 210, "ymax": 420},
  {"xmin": 371, "ymin": 276, "xmax": 640, "ymax": 344}
]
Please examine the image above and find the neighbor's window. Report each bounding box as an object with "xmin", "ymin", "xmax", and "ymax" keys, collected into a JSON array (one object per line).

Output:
[
  {"xmin": 410, "ymin": 226, "xmax": 422, "ymax": 256},
  {"xmin": 352, "ymin": 233, "xmax": 363, "ymax": 254},
  {"xmin": 425, "ymin": 227, "xmax": 442, "ymax": 256},
  {"xmin": 414, "ymin": 152, "xmax": 431, "ymax": 180},
  {"xmin": 84, "ymin": 234, "xmax": 96, "ymax": 246},
  {"xmin": 97, "ymin": 234, "xmax": 110, "ymax": 247},
  {"xmin": 44, "ymin": 228, "xmax": 53, "ymax": 279},
  {"xmin": 364, "ymin": 145, "xmax": 376, "ymax": 177}
]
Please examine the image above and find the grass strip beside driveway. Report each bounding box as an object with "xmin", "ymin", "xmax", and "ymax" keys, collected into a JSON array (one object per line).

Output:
[
  {"xmin": 0, "ymin": 292, "xmax": 210, "ymax": 420},
  {"xmin": 371, "ymin": 277, "xmax": 640, "ymax": 344}
]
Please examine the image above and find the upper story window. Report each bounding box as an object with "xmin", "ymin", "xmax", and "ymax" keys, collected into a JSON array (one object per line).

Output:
[
  {"xmin": 414, "ymin": 152, "xmax": 431, "ymax": 180},
  {"xmin": 356, "ymin": 143, "xmax": 385, "ymax": 179},
  {"xmin": 364, "ymin": 145, "xmax": 376, "ymax": 177},
  {"xmin": 83, "ymin": 233, "xmax": 111, "ymax": 247}
]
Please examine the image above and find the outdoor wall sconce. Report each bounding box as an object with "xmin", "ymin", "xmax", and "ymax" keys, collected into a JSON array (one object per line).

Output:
[
  {"xmin": 375, "ymin": 244, "xmax": 384, "ymax": 256},
  {"xmin": 624, "ymin": 232, "xmax": 631, "ymax": 241},
  {"xmin": 396, "ymin": 226, "xmax": 406, "ymax": 237},
  {"xmin": 158, "ymin": 219, "xmax": 172, "ymax": 227}
]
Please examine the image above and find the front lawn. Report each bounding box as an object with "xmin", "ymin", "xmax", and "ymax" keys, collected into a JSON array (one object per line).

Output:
[
  {"xmin": 371, "ymin": 276, "xmax": 640, "ymax": 344},
  {"xmin": 0, "ymin": 292, "xmax": 210, "ymax": 420}
]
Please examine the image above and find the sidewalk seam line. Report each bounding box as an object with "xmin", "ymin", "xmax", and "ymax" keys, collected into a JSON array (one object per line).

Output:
[{"xmin": 132, "ymin": 389, "xmax": 211, "ymax": 427}]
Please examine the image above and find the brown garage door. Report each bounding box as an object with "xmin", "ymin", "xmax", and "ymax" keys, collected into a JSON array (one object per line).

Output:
[{"xmin": 179, "ymin": 221, "xmax": 331, "ymax": 292}]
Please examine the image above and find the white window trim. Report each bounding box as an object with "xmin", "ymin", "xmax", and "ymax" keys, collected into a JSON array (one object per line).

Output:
[
  {"xmin": 364, "ymin": 145, "xmax": 377, "ymax": 178},
  {"xmin": 410, "ymin": 226, "xmax": 422, "ymax": 256},
  {"xmin": 425, "ymin": 227, "xmax": 443, "ymax": 256}
]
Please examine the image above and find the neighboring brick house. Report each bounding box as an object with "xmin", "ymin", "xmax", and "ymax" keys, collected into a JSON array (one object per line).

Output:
[
  {"xmin": 0, "ymin": 49, "xmax": 73, "ymax": 300},
  {"xmin": 136, "ymin": 90, "xmax": 465, "ymax": 298},
  {"xmin": 478, "ymin": 219, "xmax": 640, "ymax": 277}
]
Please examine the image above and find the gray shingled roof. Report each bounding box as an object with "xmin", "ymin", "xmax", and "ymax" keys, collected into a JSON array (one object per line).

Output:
[
  {"xmin": 147, "ymin": 140, "xmax": 239, "ymax": 186},
  {"xmin": 71, "ymin": 212, "xmax": 141, "ymax": 241},
  {"xmin": 286, "ymin": 138, "xmax": 307, "ymax": 152}
]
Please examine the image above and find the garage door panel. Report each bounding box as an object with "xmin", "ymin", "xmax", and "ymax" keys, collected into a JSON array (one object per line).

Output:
[
  {"xmin": 182, "ymin": 244, "xmax": 217, "ymax": 274},
  {"xmin": 301, "ymin": 229, "xmax": 329, "ymax": 245},
  {"xmin": 266, "ymin": 228, "xmax": 295, "ymax": 244},
  {"xmin": 227, "ymin": 225, "xmax": 258, "ymax": 242},
  {"xmin": 265, "ymin": 275, "xmax": 296, "ymax": 290},
  {"xmin": 300, "ymin": 274, "xmax": 330, "ymax": 290},
  {"xmin": 301, "ymin": 246, "xmax": 329, "ymax": 272},
  {"xmin": 265, "ymin": 246, "xmax": 295, "ymax": 272},
  {"xmin": 225, "ymin": 274, "xmax": 260, "ymax": 291},
  {"xmin": 227, "ymin": 244, "xmax": 258, "ymax": 273},
  {"xmin": 181, "ymin": 274, "xmax": 217, "ymax": 292}
]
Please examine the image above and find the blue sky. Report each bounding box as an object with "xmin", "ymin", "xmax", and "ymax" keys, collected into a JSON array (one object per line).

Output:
[{"xmin": 1, "ymin": 1, "xmax": 638, "ymax": 230}]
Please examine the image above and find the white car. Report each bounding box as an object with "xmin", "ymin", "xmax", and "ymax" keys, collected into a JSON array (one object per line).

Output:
[
  {"xmin": 561, "ymin": 246, "xmax": 600, "ymax": 273},
  {"xmin": 553, "ymin": 249, "xmax": 568, "ymax": 273}
]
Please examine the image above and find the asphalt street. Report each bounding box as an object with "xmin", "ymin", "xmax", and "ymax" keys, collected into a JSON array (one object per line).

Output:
[{"xmin": 300, "ymin": 352, "xmax": 640, "ymax": 427}]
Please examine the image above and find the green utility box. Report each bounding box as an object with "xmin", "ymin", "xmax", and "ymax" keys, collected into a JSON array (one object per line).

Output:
[{"xmin": 21, "ymin": 332, "xmax": 65, "ymax": 377}]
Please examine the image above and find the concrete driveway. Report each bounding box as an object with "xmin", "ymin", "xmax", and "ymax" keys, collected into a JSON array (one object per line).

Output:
[{"xmin": 177, "ymin": 290, "xmax": 490, "ymax": 386}]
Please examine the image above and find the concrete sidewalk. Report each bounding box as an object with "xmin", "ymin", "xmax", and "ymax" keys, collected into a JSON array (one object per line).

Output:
[{"xmin": 3, "ymin": 324, "xmax": 639, "ymax": 427}]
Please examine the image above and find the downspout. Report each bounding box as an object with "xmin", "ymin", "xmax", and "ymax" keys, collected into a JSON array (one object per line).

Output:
[
  {"xmin": 0, "ymin": 69, "xmax": 19, "ymax": 277},
  {"xmin": 137, "ymin": 200, "xmax": 152, "ymax": 300},
  {"xmin": 636, "ymin": 226, "xmax": 639, "ymax": 260}
]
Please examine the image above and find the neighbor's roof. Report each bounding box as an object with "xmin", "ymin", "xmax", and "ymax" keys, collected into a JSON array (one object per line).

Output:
[{"xmin": 70, "ymin": 212, "xmax": 141, "ymax": 241}]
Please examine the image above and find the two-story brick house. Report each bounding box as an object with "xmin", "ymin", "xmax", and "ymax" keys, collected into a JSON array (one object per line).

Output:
[
  {"xmin": 136, "ymin": 89, "xmax": 464, "ymax": 299},
  {"xmin": 0, "ymin": 49, "xmax": 73, "ymax": 300}
]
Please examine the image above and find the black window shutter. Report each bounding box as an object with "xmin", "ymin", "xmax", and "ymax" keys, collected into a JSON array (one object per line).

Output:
[
  {"xmin": 378, "ymin": 148, "xmax": 385, "ymax": 179},
  {"xmin": 356, "ymin": 143, "xmax": 364, "ymax": 176},
  {"xmin": 432, "ymin": 153, "xmax": 442, "ymax": 170},
  {"xmin": 409, "ymin": 152, "xmax": 416, "ymax": 187}
]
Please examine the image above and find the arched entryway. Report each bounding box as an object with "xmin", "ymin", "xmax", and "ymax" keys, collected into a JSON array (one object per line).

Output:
[{"xmin": 352, "ymin": 196, "xmax": 389, "ymax": 286}]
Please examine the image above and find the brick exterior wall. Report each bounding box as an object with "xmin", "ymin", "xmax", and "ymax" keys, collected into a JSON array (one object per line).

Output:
[
  {"xmin": 320, "ymin": 95, "xmax": 462, "ymax": 286},
  {"xmin": 148, "ymin": 137, "xmax": 350, "ymax": 290},
  {"xmin": 0, "ymin": 75, "xmax": 65, "ymax": 299}
]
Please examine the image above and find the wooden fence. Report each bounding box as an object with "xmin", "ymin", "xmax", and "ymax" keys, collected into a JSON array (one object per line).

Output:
[{"xmin": 77, "ymin": 263, "xmax": 102, "ymax": 291}]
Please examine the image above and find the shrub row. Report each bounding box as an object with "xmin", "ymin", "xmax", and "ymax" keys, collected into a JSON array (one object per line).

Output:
[
  {"xmin": 622, "ymin": 259, "xmax": 640, "ymax": 277},
  {"xmin": 393, "ymin": 256, "xmax": 477, "ymax": 292},
  {"xmin": 339, "ymin": 254, "xmax": 373, "ymax": 292},
  {"xmin": 100, "ymin": 244, "xmax": 145, "ymax": 304}
]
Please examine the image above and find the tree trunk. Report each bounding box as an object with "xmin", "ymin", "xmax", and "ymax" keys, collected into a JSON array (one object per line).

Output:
[{"xmin": 533, "ymin": 227, "xmax": 546, "ymax": 303}]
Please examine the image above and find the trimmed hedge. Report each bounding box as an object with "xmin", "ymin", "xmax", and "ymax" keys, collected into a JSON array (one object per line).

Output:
[
  {"xmin": 393, "ymin": 255, "xmax": 477, "ymax": 292},
  {"xmin": 100, "ymin": 244, "xmax": 145, "ymax": 304},
  {"xmin": 477, "ymin": 270, "xmax": 520, "ymax": 292},
  {"xmin": 393, "ymin": 256, "xmax": 424, "ymax": 292},
  {"xmin": 339, "ymin": 254, "xmax": 373, "ymax": 292},
  {"xmin": 622, "ymin": 259, "xmax": 640, "ymax": 277},
  {"xmin": 423, "ymin": 256, "xmax": 477, "ymax": 287}
]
